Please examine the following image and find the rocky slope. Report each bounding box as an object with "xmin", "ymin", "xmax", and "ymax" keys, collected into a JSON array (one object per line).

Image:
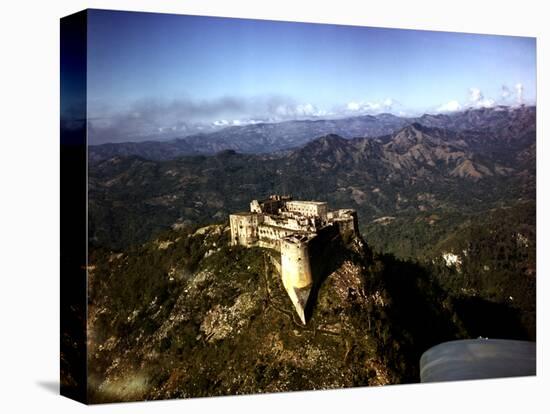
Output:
[
  {"xmin": 87, "ymin": 225, "xmax": 394, "ymax": 402},
  {"xmin": 87, "ymin": 219, "xmax": 535, "ymax": 403}
]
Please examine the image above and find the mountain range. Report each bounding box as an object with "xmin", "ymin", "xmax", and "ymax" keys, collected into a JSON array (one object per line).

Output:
[
  {"xmin": 88, "ymin": 106, "xmax": 534, "ymax": 163},
  {"xmin": 89, "ymin": 105, "xmax": 535, "ymax": 254}
]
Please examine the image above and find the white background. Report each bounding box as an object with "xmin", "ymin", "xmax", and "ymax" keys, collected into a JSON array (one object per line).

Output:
[{"xmin": 0, "ymin": 0, "xmax": 548, "ymax": 412}]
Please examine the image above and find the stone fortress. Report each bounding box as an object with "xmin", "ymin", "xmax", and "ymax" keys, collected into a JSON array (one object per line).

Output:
[{"xmin": 229, "ymin": 195, "xmax": 358, "ymax": 324}]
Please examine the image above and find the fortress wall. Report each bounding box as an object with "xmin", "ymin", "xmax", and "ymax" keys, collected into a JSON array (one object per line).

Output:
[
  {"xmin": 317, "ymin": 204, "xmax": 328, "ymax": 221},
  {"xmin": 229, "ymin": 213, "xmax": 262, "ymax": 246},
  {"xmin": 258, "ymin": 239, "xmax": 278, "ymax": 250},
  {"xmin": 279, "ymin": 225, "xmax": 340, "ymax": 295},
  {"xmin": 335, "ymin": 216, "xmax": 356, "ymax": 235},
  {"xmin": 258, "ymin": 224, "xmax": 297, "ymax": 251},
  {"xmin": 330, "ymin": 209, "xmax": 359, "ymax": 236},
  {"xmin": 286, "ymin": 201, "xmax": 328, "ymax": 220},
  {"xmin": 307, "ymin": 224, "xmax": 341, "ymax": 278},
  {"xmin": 251, "ymin": 195, "xmax": 289, "ymax": 214}
]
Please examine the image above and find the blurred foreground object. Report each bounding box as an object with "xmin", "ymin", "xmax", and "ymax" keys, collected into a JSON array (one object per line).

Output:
[{"xmin": 420, "ymin": 339, "xmax": 536, "ymax": 382}]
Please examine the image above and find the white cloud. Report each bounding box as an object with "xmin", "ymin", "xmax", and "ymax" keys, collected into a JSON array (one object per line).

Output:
[
  {"xmin": 88, "ymin": 95, "xmax": 339, "ymax": 143},
  {"xmin": 469, "ymin": 88, "xmax": 483, "ymax": 103},
  {"xmin": 433, "ymin": 84, "xmax": 523, "ymax": 116},
  {"xmin": 213, "ymin": 119, "xmax": 229, "ymax": 127},
  {"xmin": 347, "ymin": 101, "xmax": 361, "ymax": 111},
  {"xmin": 232, "ymin": 119, "xmax": 262, "ymax": 126},
  {"xmin": 213, "ymin": 119, "xmax": 263, "ymax": 127},
  {"xmin": 344, "ymin": 98, "xmax": 395, "ymax": 114},
  {"xmin": 515, "ymin": 83, "xmax": 524, "ymax": 104},
  {"xmin": 295, "ymin": 103, "xmax": 316, "ymax": 116},
  {"xmin": 273, "ymin": 102, "xmax": 325, "ymax": 119},
  {"xmin": 477, "ymin": 98, "xmax": 495, "ymax": 108},
  {"xmin": 501, "ymin": 85, "xmax": 511, "ymax": 99},
  {"xmin": 468, "ymin": 87, "xmax": 495, "ymax": 108},
  {"xmin": 436, "ymin": 100, "xmax": 462, "ymax": 113}
]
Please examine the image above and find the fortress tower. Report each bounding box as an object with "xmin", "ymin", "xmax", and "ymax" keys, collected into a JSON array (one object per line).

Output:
[{"xmin": 280, "ymin": 234, "xmax": 315, "ymax": 324}]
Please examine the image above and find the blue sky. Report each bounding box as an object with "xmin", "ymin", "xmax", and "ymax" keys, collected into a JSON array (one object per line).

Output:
[{"xmin": 85, "ymin": 9, "xmax": 536, "ymax": 143}]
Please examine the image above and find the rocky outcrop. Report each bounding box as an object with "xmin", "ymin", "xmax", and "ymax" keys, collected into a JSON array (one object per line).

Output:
[{"xmin": 87, "ymin": 225, "xmax": 391, "ymax": 403}]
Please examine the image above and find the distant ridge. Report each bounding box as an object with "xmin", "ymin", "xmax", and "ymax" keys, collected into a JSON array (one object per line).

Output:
[
  {"xmin": 88, "ymin": 105, "xmax": 535, "ymax": 163},
  {"xmin": 88, "ymin": 107, "xmax": 535, "ymax": 250}
]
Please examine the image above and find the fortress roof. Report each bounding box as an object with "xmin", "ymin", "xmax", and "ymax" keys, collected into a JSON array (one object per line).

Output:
[{"xmin": 286, "ymin": 200, "xmax": 327, "ymax": 205}]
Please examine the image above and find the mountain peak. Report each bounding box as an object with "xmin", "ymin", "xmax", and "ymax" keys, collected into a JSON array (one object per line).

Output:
[
  {"xmin": 317, "ymin": 133, "xmax": 347, "ymax": 142},
  {"xmin": 299, "ymin": 133, "xmax": 347, "ymax": 149},
  {"xmin": 407, "ymin": 122, "xmax": 431, "ymax": 133},
  {"xmin": 392, "ymin": 123, "xmax": 430, "ymax": 142}
]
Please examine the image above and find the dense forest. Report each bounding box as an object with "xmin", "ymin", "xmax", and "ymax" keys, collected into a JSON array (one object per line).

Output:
[{"xmin": 86, "ymin": 198, "xmax": 535, "ymax": 401}]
